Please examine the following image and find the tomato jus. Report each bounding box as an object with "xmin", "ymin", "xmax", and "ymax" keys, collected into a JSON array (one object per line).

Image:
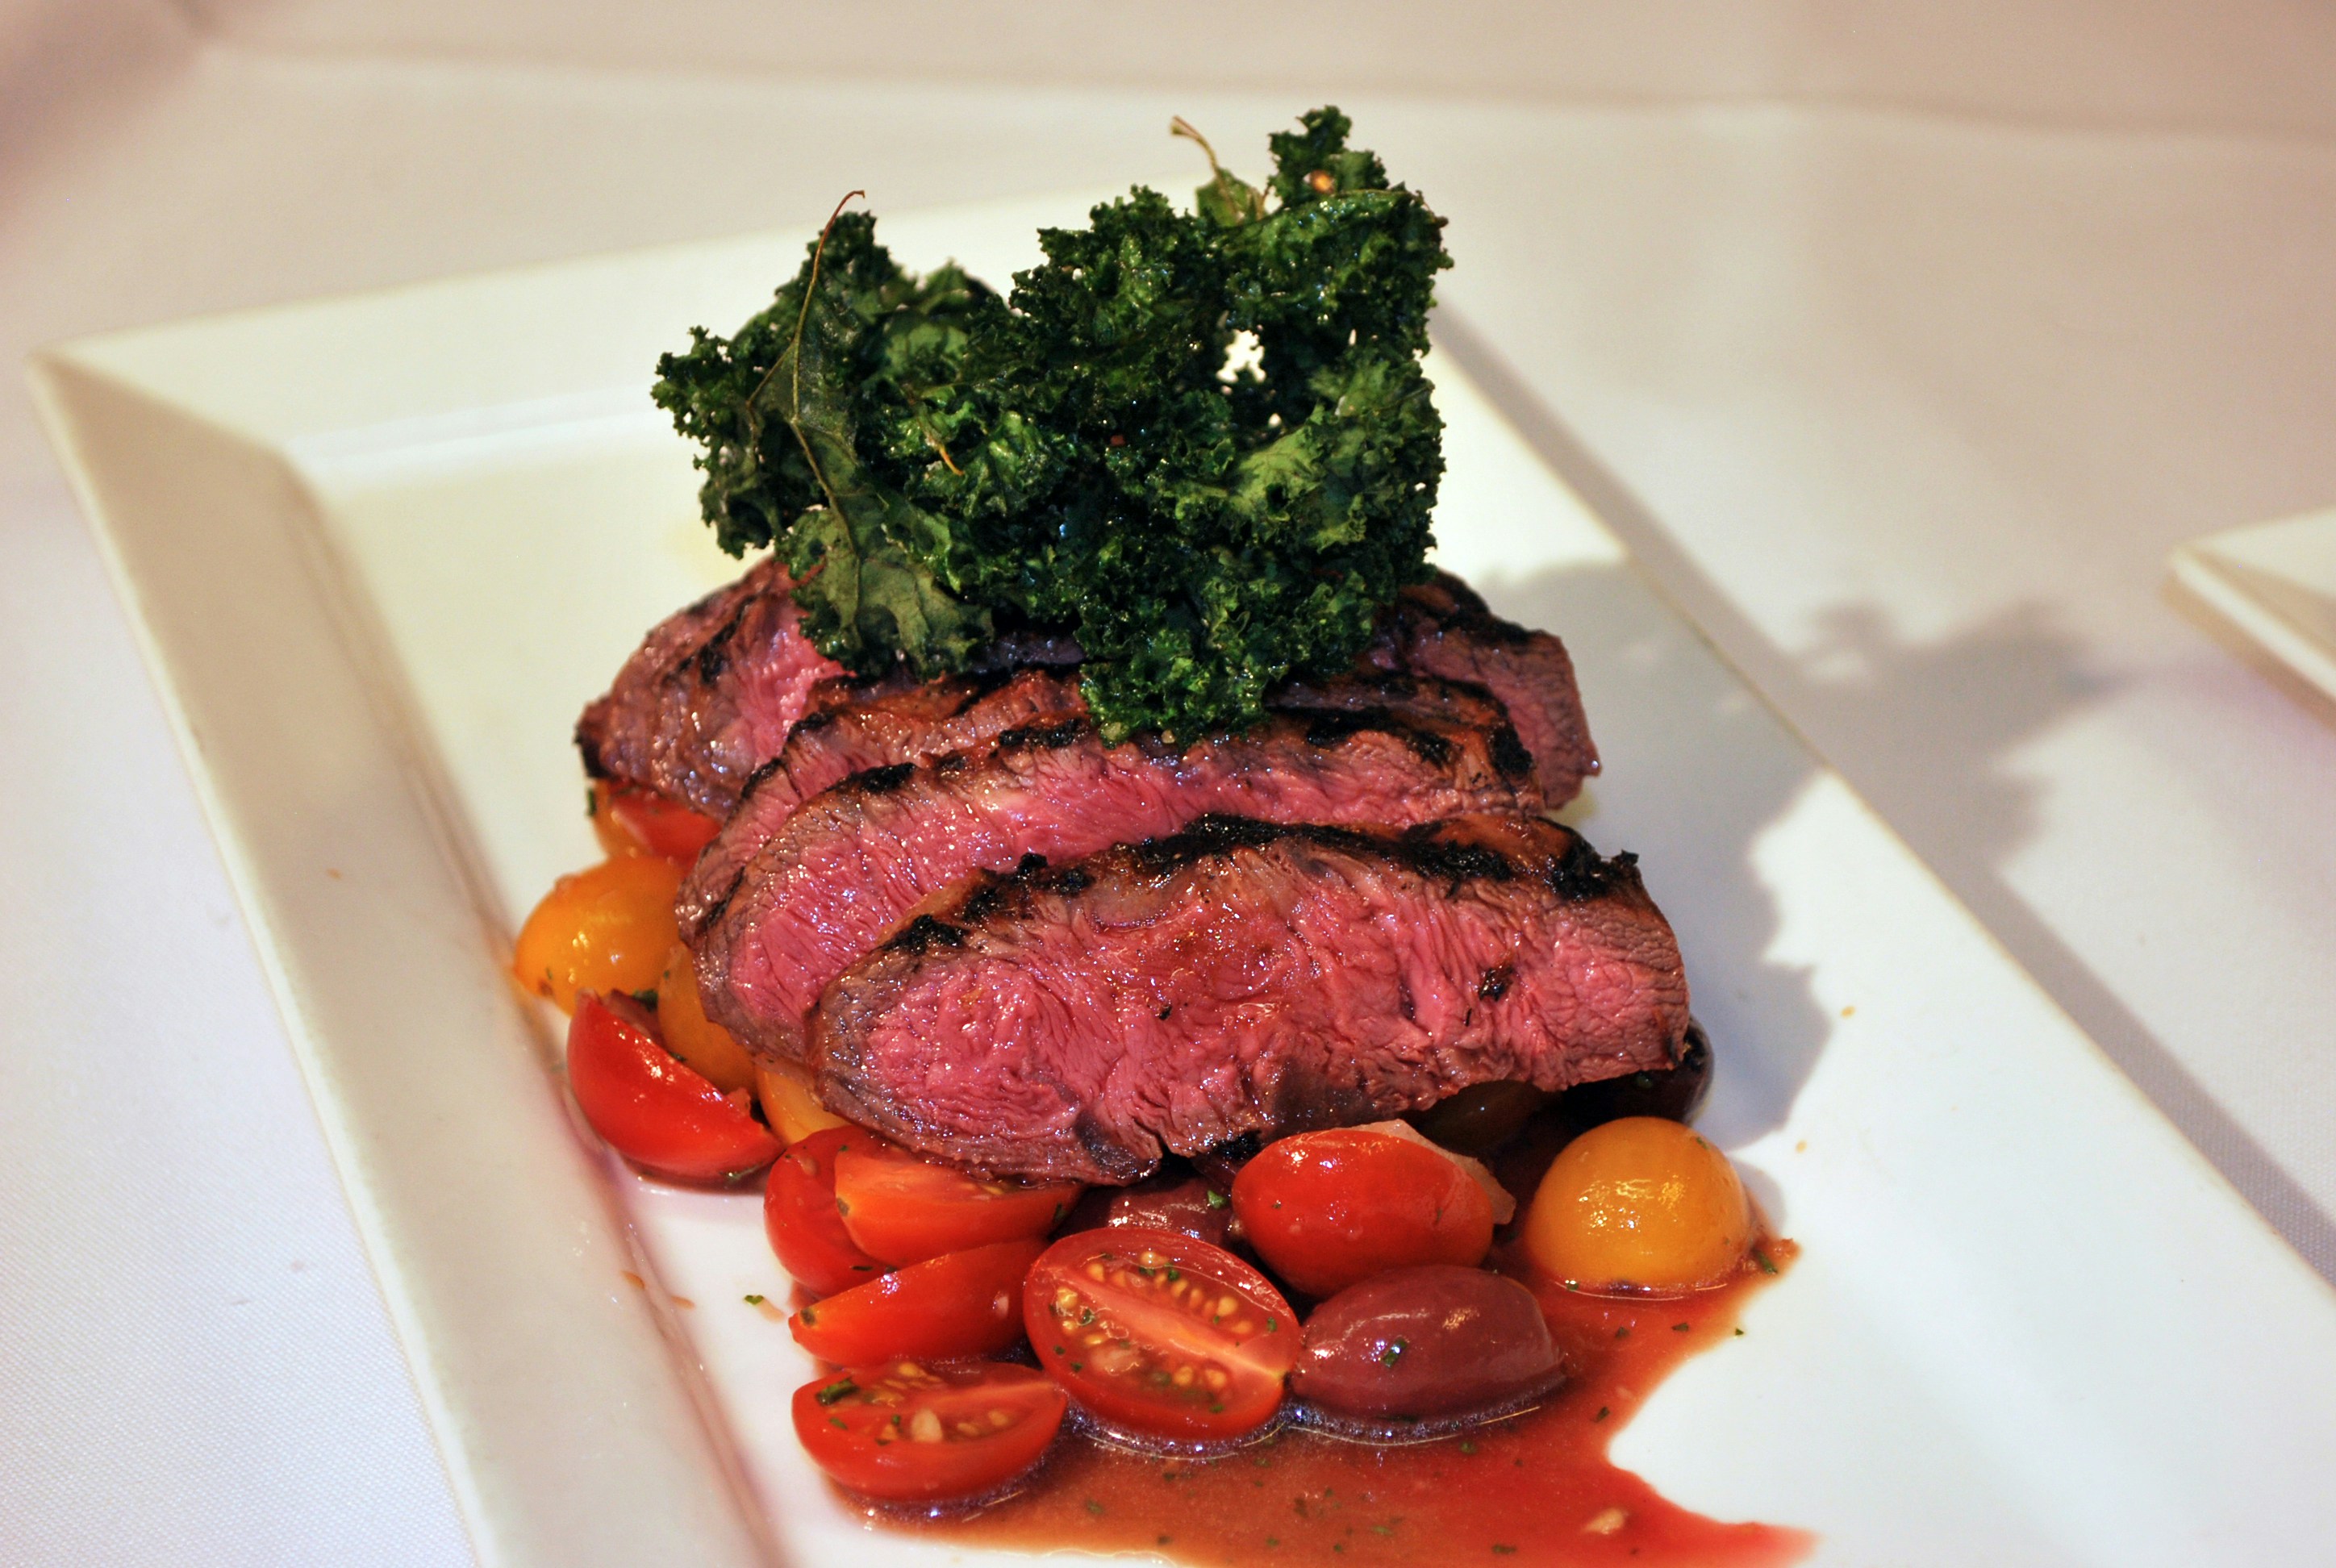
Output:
[{"xmin": 909, "ymin": 1244, "xmax": 1807, "ymax": 1568}]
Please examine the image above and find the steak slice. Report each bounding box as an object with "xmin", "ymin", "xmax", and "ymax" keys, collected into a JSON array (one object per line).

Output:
[
  {"xmin": 578, "ymin": 561, "xmax": 1595, "ymax": 821},
  {"xmin": 694, "ymin": 707, "xmax": 1546, "ymax": 1061},
  {"xmin": 574, "ymin": 557, "xmax": 856, "ymax": 817},
  {"xmin": 676, "ymin": 668, "xmax": 1531, "ymax": 935},
  {"xmin": 677, "ymin": 668, "xmax": 1088, "ymax": 931},
  {"xmin": 1364, "ymin": 573, "xmax": 1599, "ymax": 803},
  {"xmin": 812, "ymin": 815, "xmax": 1690, "ymax": 1184}
]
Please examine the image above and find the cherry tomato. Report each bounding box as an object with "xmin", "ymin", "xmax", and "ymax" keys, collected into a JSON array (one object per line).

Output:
[
  {"xmin": 590, "ymin": 780, "xmax": 722, "ymax": 863},
  {"xmin": 765, "ymin": 1127, "xmax": 889, "ymax": 1296},
  {"xmin": 832, "ymin": 1143, "xmax": 1082, "ymax": 1267},
  {"xmin": 1230, "ymin": 1128, "xmax": 1494, "ymax": 1297},
  {"xmin": 653, "ymin": 943, "xmax": 756, "ymax": 1095},
  {"xmin": 513, "ymin": 857, "xmax": 682, "ymax": 1012},
  {"xmin": 754, "ymin": 1056, "xmax": 849, "ymax": 1145},
  {"xmin": 565, "ymin": 993, "xmax": 778, "ymax": 1182},
  {"xmin": 1024, "ymin": 1226, "xmax": 1297, "ymax": 1441},
  {"xmin": 1520, "ymin": 1116, "xmax": 1752, "ymax": 1293},
  {"xmin": 793, "ymin": 1360, "xmax": 1066, "ymax": 1503},
  {"xmin": 790, "ymin": 1237, "xmax": 1044, "ymax": 1365}
]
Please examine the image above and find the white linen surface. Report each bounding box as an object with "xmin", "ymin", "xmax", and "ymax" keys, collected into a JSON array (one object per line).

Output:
[{"xmin": 4, "ymin": 3, "xmax": 2333, "ymax": 1562}]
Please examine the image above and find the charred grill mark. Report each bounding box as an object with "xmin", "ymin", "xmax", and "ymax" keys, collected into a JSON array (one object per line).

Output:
[
  {"xmin": 1478, "ymin": 961, "xmax": 1516, "ymax": 1001},
  {"xmin": 1490, "ymin": 725, "xmax": 1533, "ymax": 781},
  {"xmin": 995, "ymin": 719, "xmax": 1089, "ymax": 753},
  {"xmin": 738, "ymin": 754, "xmax": 787, "ymax": 802},
  {"xmin": 689, "ymin": 598, "xmax": 755, "ymax": 685},
  {"xmin": 1400, "ymin": 727, "xmax": 1454, "ymax": 769},
  {"xmin": 849, "ymin": 762, "xmax": 917, "ymax": 795},
  {"xmin": 932, "ymin": 753, "xmax": 969, "ymax": 775},
  {"xmin": 1396, "ymin": 834, "xmax": 1518, "ymax": 888},
  {"xmin": 574, "ymin": 724, "xmax": 609, "ymax": 780},
  {"xmin": 885, "ymin": 914, "xmax": 967, "ymax": 955},
  {"xmin": 1301, "ymin": 711, "xmax": 1377, "ymax": 748},
  {"xmin": 790, "ymin": 709, "xmax": 836, "ymax": 735},
  {"xmin": 1548, "ymin": 836, "xmax": 1633, "ymax": 902}
]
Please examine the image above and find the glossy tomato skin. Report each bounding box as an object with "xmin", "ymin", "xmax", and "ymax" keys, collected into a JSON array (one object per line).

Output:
[
  {"xmin": 513, "ymin": 857, "xmax": 682, "ymax": 1012},
  {"xmin": 1232, "ymin": 1128, "xmax": 1495, "ymax": 1298},
  {"xmin": 590, "ymin": 781, "xmax": 722, "ymax": 863},
  {"xmin": 1520, "ymin": 1116, "xmax": 1751, "ymax": 1292},
  {"xmin": 765, "ymin": 1128, "xmax": 889, "ymax": 1296},
  {"xmin": 790, "ymin": 1237, "xmax": 1044, "ymax": 1364},
  {"xmin": 1024, "ymin": 1226, "xmax": 1298, "ymax": 1443},
  {"xmin": 832, "ymin": 1143, "xmax": 1082, "ymax": 1267},
  {"xmin": 793, "ymin": 1361, "xmax": 1067, "ymax": 1504},
  {"xmin": 566, "ymin": 993, "xmax": 779, "ymax": 1182}
]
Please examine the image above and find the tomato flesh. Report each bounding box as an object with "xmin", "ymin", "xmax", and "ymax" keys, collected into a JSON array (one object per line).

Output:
[
  {"xmin": 764, "ymin": 1128, "xmax": 888, "ymax": 1296},
  {"xmin": 1024, "ymin": 1226, "xmax": 1296, "ymax": 1441},
  {"xmin": 565, "ymin": 993, "xmax": 778, "ymax": 1183},
  {"xmin": 794, "ymin": 1361, "xmax": 1066, "ymax": 1503},
  {"xmin": 513, "ymin": 857, "xmax": 682, "ymax": 1012},
  {"xmin": 833, "ymin": 1143, "xmax": 1082, "ymax": 1266},
  {"xmin": 1231, "ymin": 1127, "xmax": 1495, "ymax": 1297},
  {"xmin": 790, "ymin": 1237, "xmax": 1043, "ymax": 1365},
  {"xmin": 590, "ymin": 780, "xmax": 722, "ymax": 863}
]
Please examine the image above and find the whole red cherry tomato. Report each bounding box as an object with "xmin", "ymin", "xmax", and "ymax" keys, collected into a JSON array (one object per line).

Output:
[
  {"xmin": 832, "ymin": 1142, "xmax": 1082, "ymax": 1266},
  {"xmin": 590, "ymin": 780, "xmax": 722, "ymax": 863},
  {"xmin": 790, "ymin": 1237, "xmax": 1043, "ymax": 1365},
  {"xmin": 1231, "ymin": 1127, "xmax": 1493, "ymax": 1297},
  {"xmin": 565, "ymin": 993, "xmax": 778, "ymax": 1183},
  {"xmin": 764, "ymin": 1127, "xmax": 888, "ymax": 1296},
  {"xmin": 793, "ymin": 1361, "xmax": 1066, "ymax": 1503},
  {"xmin": 1024, "ymin": 1227, "xmax": 1297, "ymax": 1442}
]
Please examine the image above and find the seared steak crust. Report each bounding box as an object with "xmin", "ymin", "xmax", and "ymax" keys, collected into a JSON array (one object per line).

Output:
[
  {"xmin": 1366, "ymin": 573, "xmax": 1600, "ymax": 804},
  {"xmin": 574, "ymin": 558, "xmax": 855, "ymax": 817},
  {"xmin": 812, "ymin": 815, "xmax": 1690, "ymax": 1183},
  {"xmin": 694, "ymin": 708, "xmax": 1546, "ymax": 1061}
]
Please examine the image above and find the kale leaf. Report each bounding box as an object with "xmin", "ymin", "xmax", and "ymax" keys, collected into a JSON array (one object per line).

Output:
[{"xmin": 652, "ymin": 106, "xmax": 1452, "ymax": 739}]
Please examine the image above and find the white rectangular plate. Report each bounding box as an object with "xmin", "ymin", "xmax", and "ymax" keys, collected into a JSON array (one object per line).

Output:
[
  {"xmin": 32, "ymin": 193, "xmax": 2336, "ymax": 1568},
  {"xmin": 2168, "ymin": 507, "xmax": 2336, "ymax": 726}
]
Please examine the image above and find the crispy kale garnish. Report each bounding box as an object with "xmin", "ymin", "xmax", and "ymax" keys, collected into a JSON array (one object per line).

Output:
[{"xmin": 652, "ymin": 106, "xmax": 1451, "ymax": 740}]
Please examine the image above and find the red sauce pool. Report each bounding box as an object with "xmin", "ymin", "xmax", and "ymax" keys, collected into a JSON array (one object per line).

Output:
[{"xmin": 858, "ymin": 1242, "xmax": 1809, "ymax": 1567}]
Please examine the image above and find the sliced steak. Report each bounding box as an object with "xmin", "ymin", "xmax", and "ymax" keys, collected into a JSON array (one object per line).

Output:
[
  {"xmin": 676, "ymin": 669, "xmax": 1531, "ymax": 935},
  {"xmin": 695, "ymin": 707, "xmax": 1546, "ymax": 1061},
  {"xmin": 677, "ymin": 668, "xmax": 1089, "ymax": 930},
  {"xmin": 579, "ymin": 561, "xmax": 1593, "ymax": 820},
  {"xmin": 574, "ymin": 557, "xmax": 858, "ymax": 817},
  {"xmin": 812, "ymin": 815, "xmax": 1690, "ymax": 1183},
  {"xmin": 1363, "ymin": 572, "xmax": 1599, "ymax": 803}
]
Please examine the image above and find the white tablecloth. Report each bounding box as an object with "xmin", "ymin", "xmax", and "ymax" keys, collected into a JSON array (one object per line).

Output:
[{"xmin": 6, "ymin": 4, "xmax": 2333, "ymax": 1562}]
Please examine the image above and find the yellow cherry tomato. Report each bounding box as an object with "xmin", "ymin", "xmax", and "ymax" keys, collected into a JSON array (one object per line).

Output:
[
  {"xmin": 511, "ymin": 857, "xmax": 682, "ymax": 1013},
  {"xmin": 756, "ymin": 1057, "xmax": 849, "ymax": 1146},
  {"xmin": 655, "ymin": 943, "xmax": 757, "ymax": 1096},
  {"xmin": 1520, "ymin": 1116, "xmax": 1752, "ymax": 1293}
]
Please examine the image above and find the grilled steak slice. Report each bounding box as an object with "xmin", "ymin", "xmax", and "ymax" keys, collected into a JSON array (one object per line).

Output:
[
  {"xmin": 574, "ymin": 557, "xmax": 857, "ymax": 817},
  {"xmin": 694, "ymin": 707, "xmax": 1546, "ymax": 1060},
  {"xmin": 677, "ymin": 668, "xmax": 1088, "ymax": 930},
  {"xmin": 676, "ymin": 669, "xmax": 1531, "ymax": 935},
  {"xmin": 578, "ymin": 562, "xmax": 1594, "ymax": 821},
  {"xmin": 813, "ymin": 815, "xmax": 1690, "ymax": 1184},
  {"xmin": 1364, "ymin": 573, "xmax": 1599, "ymax": 803}
]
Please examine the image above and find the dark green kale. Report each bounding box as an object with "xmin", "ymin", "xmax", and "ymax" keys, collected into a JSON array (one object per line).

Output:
[{"xmin": 652, "ymin": 106, "xmax": 1451, "ymax": 740}]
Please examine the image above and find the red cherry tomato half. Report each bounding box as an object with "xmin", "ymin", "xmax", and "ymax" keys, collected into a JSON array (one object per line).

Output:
[
  {"xmin": 1024, "ymin": 1226, "xmax": 1298, "ymax": 1442},
  {"xmin": 590, "ymin": 780, "xmax": 722, "ymax": 864},
  {"xmin": 832, "ymin": 1143, "xmax": 1082, "ymax": 1266},
  {"xmin": 1231, "ymin": 1127, "xmax": 1494, "ymax": 1298},
  {"xmin": 794, "ymin": 1360, "xmax": 1067, "ymax": 1503},
  {"xmin": 790, "ymin": 1237, "xmax": 1043, "ymax": 1365},
  {"xmin": 566, "ymin": 993, "xmax": 779, "ymax": 1183},
  {"xmin": 764, "ymin": 1128, "xmax": 888, "ymax": 1296}
]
